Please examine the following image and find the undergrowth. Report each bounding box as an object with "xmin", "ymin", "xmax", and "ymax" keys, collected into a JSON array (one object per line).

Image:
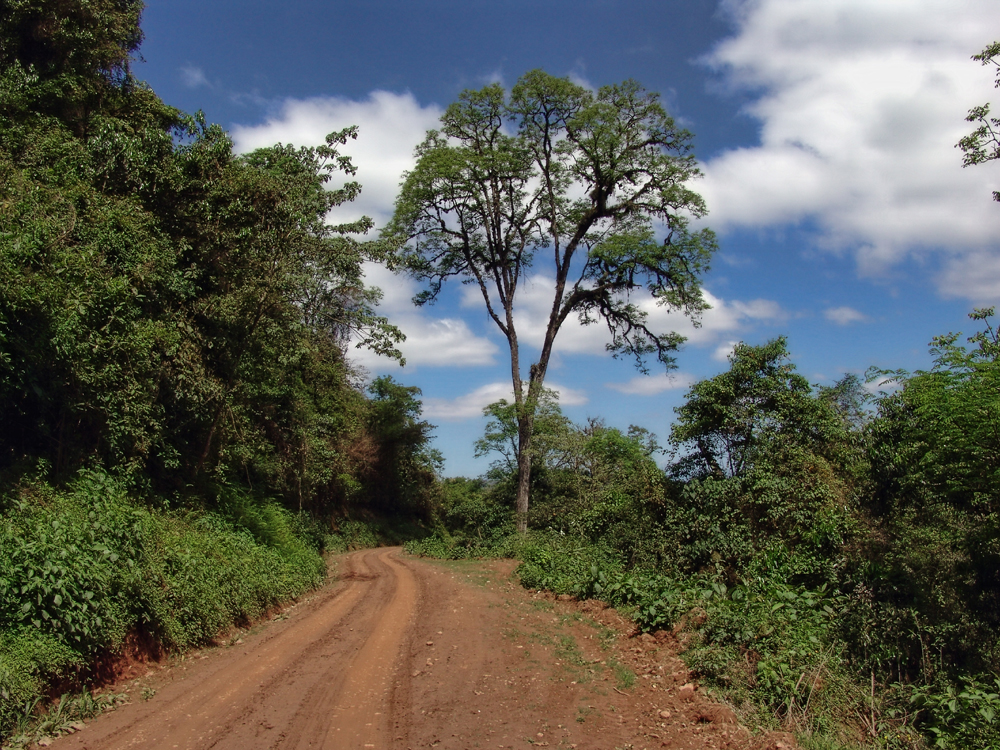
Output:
[
  {"xmin": 0, "ymin": 470, "xmax": 330, "ymax": 742},
  {"xmin": 0, "ymin": 690, "xmax": 129, "ymax": 750},
  {"xmin": 408, "ymin": 528, "xmax": 998, "ymax": 749}
]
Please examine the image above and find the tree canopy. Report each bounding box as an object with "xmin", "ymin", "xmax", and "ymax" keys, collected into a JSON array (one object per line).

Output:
[
  {"xmin": 669, "ymin": 338, "xmax": 851, "ymax": 480},
  {"xmin": 957, "ymin": 41, "xmax": 1000, "ymax": 202},
  {"xmin": 386, "ymin": 70, "xmax": 716, "ymax": 530},
  {"xmin": 0, "ymin": 0, "xmax": 441, "ymax": 519}
]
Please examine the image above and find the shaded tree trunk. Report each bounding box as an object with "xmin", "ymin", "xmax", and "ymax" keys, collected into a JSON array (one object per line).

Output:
[{"xmin": 515, "ymin": 411, "xmax": 534, "ymax": 533}]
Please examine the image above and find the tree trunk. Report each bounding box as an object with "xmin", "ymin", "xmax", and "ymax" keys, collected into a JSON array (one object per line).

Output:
[
  {"xmin": 195, "ymin": 399, "xmax": 226, "ymax": 476},
  {"xmin": 515, "ymin": 382, "xmax": 539, "ymax": 534},
  {"xmin": 515, "ymin": 415, "xmax": 533, "ymax": 533}
]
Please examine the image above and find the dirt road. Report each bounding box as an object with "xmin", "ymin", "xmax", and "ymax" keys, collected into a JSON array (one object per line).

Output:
[{"xmin": 52, "ymin": 548, "xmax": 788, "ymax": 750}]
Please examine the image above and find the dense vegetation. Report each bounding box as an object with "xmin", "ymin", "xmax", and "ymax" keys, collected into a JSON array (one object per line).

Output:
[
  {"xmin": 410, "ymin": 317, "xmax": 1000, "ymax": 749},
  {"xmin": 0, "ymin": 0, "xmax": 438, "ymax": 740},
  {"xmin": 386, "ymin": 70, "xmax": 717, "ymax": 532},
  {"xmin": 3, "ymin": 5, "xmax": 998, "ymax": 750}
]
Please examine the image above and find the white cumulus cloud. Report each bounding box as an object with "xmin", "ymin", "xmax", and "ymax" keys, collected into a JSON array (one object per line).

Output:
[
  {"xmin": 605, "ymin": 372, "xmax": 697, "ymax": 396},
  {"xmin": 348, "ymin": 263, "xmax": 499, "ymax": 371},
  {"xmin": 700, "ymin": 0, "xmax": 1000, "ymax": 298},
  {"xmin": 824, "ymin": 306, "xmax": 869, "ymax": 325},
  {"xmin": 423, "ymin": 381, "xmax": 587, "ymax": 421},
  {"xmin": 940, "ymin": 251, "xmax": 1000, "ymax": 303},
  {"xmin": 497, "ymin": 276, "xmax": 787, "ymax": 357},
  {"xmin": 422, "ymin": 383, "xmax": 513, "ymax": 421},
  {"xmin": 712, "ymin": 340, "xmax": 741, "ymax": 362},
  {"xmin": 230, "ymin": 91, "xmax": 443, "ymax": 230}
]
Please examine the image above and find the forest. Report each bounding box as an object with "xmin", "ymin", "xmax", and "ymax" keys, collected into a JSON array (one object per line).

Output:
[
  {"xmin": 0, "ymin": 0, "xmax": 440, "ymax": 741},
  {"xmin": 1, "ymin": 2, "xmax": 998, "ymax": 749}
]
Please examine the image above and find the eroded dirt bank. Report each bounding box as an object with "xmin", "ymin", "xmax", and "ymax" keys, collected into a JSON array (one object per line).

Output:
[{"xmin": 50, "ymin": 548, "xmax": 793, "ymax": 750}]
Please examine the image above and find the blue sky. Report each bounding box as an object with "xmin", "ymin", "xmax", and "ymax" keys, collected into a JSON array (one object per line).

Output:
[{"xmin": 138, "ymin": 0, "xmax": 1000, "ymax": 476}]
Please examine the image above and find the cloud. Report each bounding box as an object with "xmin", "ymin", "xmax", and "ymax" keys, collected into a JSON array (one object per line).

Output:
[
  {"xmin": 636, "ymin": 289, "xmax": 788, "ymax": 349},
  {"xmin": 179, "ymin": 65, "xmax": 210, "ymax": 89},
  {"xmin": 606, "ymin": 372, "xmax": 697, "ymax": 396},
  {"xmin": 730, "ymin": 298, "xmax": 787, "ymax": 321},
  {"xmin": 712, "ymin": 340, "xmax": 740, "ymax": 362},
  {"xmin": 550, "ymin": 383, "xmax": 589, "ymax": 406},
  {"xmin": 862, "ymin": 375, "xmax": 901, "ymax": 396},
  {"xmin": 422, "ymin": 382, "xmax": 512, "ymax": 421},
  {"xmin": 499, "ymin": 276, "xmax": 787, "ymax": 357},
  {"xmin": 230, "ymin": 91, "xmax": 443, "ymax": 230},
  {"xmin": 477, "ymin": 68, "xmax": 507, "ymax": 87},
  {"xmin": 422, "ymin": 381, "xmax": 587, "ymax": 421},
  {"xmin": 717, "ymin": 252, "xmax": 755, "ymax": 267},
  {"xmin": 824, "ymin": 306, "xmax": 869, "ymax": 325},
  {"xmin": 355, "ymin": 316, "xmax": 497, "ymax": 369},
  {"xmin": 700, "ymin": 0, "xmax": 1000, "ymax": 298},
  {"xmin": 228, "ymin": 93, "xmax": 508, "ymax": 371},
  {"xmin": 348, "ymin": 263, "xmax": 499, "ymax": 371},
  {"xmin": 940, "ymin": 251, "xmax": 1000, "ymax": 303},
  {"xmin": 567, "ymin": 66, "xmax": 597, "ymax": 93}
]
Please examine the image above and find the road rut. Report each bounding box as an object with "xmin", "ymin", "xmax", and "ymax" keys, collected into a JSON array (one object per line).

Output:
[
  {"xmin": 52, "ymin": 549, "xmax": 785, "ymax": 750},
  {"xmin": 55, "ymin": 549, "xmax": 415, "ymax": 749}
]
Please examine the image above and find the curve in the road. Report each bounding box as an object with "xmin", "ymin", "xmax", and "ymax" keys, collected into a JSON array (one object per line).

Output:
[{"xmin": 55, "ymin": 548, "xmax": 416, "ymax": 750}]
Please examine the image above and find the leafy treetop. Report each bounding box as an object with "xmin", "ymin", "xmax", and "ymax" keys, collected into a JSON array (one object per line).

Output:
[
  {"xmin": 387, "ymin": 70, "xmax": 716, "ymax": 530},
  {"xmin": 957, "ymin": 41, "xmax": 1000, "ymax": 201}
]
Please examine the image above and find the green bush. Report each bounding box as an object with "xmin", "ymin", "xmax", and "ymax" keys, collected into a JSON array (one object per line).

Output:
[
  {"xmin": 139, "ymin": 511, "xmax": 323, "ymax": 648},
  {"xmin": 324, "ymin": 519, "xmax": 381, "ymax": 552},
  {"xmin": 911, "ymin": 676, "xmax": 1000, "ymax": 749},
  {"xmin": 515, "ymin": 534, "xmax": 624, "ymax": 596},
  {"xmin": 0, "ymin": 472, "xmax": 147, "ymax": 656},
  {"xmin": 0, "ymin": 629, "xmax": 80, "ymax": 738},
  {"xmin": 0, "ymin": 471, "xmax": 326, "ymax": 740},
  {"xmin": 404, "ymin": 477, "xmax": 516, "ymax": 559},
  {"xmin": 424, "ymin": 525, "xmax": 863, "ymax": 743}
]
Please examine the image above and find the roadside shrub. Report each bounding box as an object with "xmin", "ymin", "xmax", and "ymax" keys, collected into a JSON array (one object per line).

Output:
[
  {"xmin": 0, "ymin": 472, "xmax": 148, "ymax": 656},
  {"xmin": 404, "ymin": 529, "xmax": 521, "ymax": 560},
  {"xmin": 0, "ymin": 471, "xmax": 326, "ymax": 740},
  {"xmin": 404, "ymin": 533, "xmax": 464, "ymax": 559},
  {"xmin": 910, "ymin": 676, "xmax": 1000, "ymax": 749},
  {"xmin": 683, "ymin": 581, "xmax": 850, "ymax": 729},
  {"xmin": 0, "ymin": 629, "xmax": 80, "ymax": 739},
  {"xmin": 139, "ymin": 510, "xmax": 323, "ymax": 648},
  {"xmin": 405, "ymin": 477, "xmax": 515, "ymax": 559},
  {"xmin": 440, "ymin": 477, "xmax": 514, "ymax": 546},
  {"xmin": 454, "ymin": 527, "xmax": 864, "ymax": 743},
  {"xmin": 324, "ymin": 519, "xmax": 381, "ymax": 552},
  {"xmin": 515, "ymin": 533, "xmax": 623, "ymax": 595}
]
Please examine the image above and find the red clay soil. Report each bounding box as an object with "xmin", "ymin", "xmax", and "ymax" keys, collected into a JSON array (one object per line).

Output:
[{"xmin": 47, "ymin": 548, "xmax": 797, "ymax": 750}]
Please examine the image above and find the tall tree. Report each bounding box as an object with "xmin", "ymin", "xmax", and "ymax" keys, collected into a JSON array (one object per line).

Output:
[{"xmin": 386, "ymin": 71, "xmax": 716, "ymax": 531}]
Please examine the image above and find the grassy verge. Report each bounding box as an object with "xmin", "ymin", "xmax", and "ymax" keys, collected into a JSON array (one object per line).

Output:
[
  {"xmin": 407, "ymin": 529, "xmax": 1000, "ymax": 750},
  {"xmin": 0, "ymin": 470, "xmax": 329, "ymax": 742}
]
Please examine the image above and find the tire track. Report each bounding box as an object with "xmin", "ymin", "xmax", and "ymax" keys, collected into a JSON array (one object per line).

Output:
[
  {"xmin": 55, "ymin": 549, "xmax": 416, "ymax": 750},
  {"xmin": 321, "ymin": 550, "xmax": 417, "ymax": 749},
  {"xmin": 50, "ymin": 550, "xmax": 764, "ymax": 750}
]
